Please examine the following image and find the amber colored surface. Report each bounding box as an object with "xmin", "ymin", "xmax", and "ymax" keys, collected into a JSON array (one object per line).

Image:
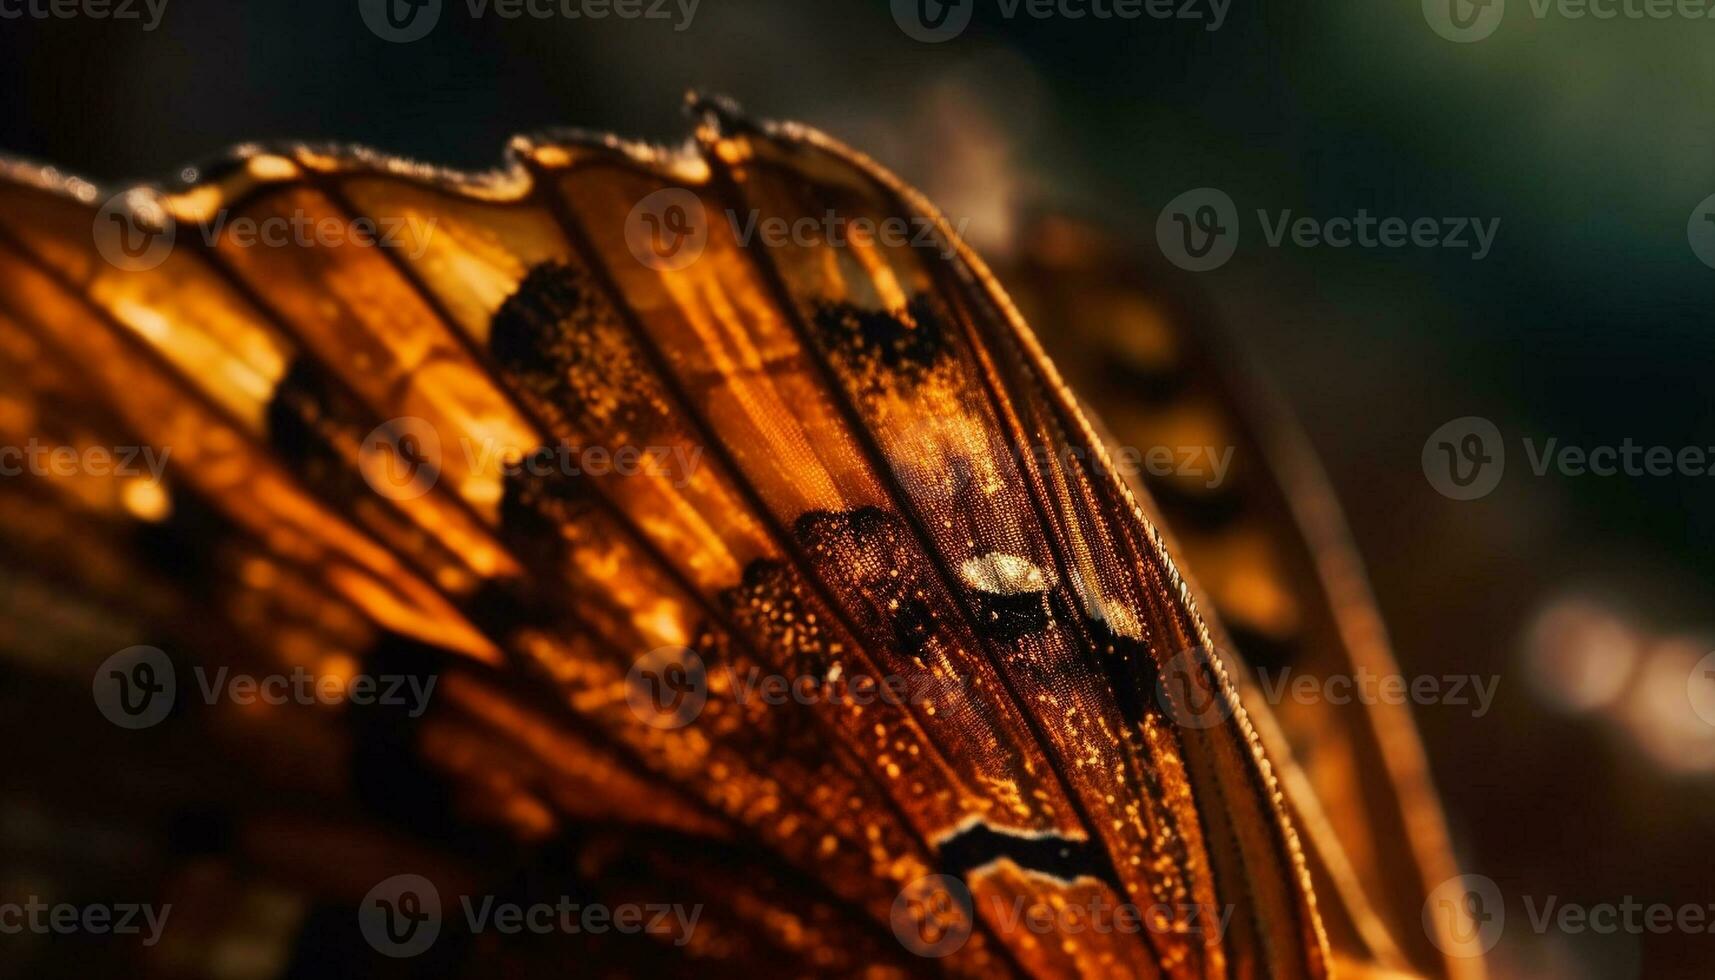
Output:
[{"xmin": 0, "ymin": 103, "xmax": 1477, "ymax": 978}]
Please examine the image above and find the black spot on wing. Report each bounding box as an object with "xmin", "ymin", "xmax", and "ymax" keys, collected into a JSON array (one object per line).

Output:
[
  {"xmin": 937, "ymin": 822, "xmax": 1117, "ymax": 889},
  {"xmin": 812, "ymin": 296, "xmax": 950, "ymax": 389},
  {"xmin": 793, "ymin": 506, "xmax": 1173, "ymax": 727},
  {"xmin": 795, "ymin": 506, "xmax": 937, "ymax": 657},
  {"xmin": 494, "ymin": 463, "xmax": 591, "ymax": 571},
  {"xmin": 266, "ymin": 357, "xmax": 360, "ymax": 477},
  {"xmin": 968, "ymin": 588, "xmax": 1052, "ymax": 645},
  {"xmin": 1078, "ymin": 603, "xmax": 1163, "ymax": 727},
  {"xmin": 489, "ymin": 261, "xmax": 600, "ymax": 377},
  {"xmin": 489, "ymin": 261, "xmax": 666, "ymax": 440}
]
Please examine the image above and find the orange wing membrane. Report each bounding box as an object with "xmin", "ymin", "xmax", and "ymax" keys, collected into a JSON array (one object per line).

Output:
[{"xmin": 0, "ymin": 97, "xmax": 1468, "ymax": 978}]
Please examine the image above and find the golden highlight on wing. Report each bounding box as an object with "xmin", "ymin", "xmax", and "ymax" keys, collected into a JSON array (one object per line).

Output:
[{"xmin": 0, "ymin": 97, "xmax": 1473, "ymax": 978}]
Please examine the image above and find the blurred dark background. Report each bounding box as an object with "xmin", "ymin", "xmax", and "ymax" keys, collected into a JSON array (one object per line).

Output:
[{"xmin": 3, "ymin": 1, "xmax": 1711, "ymax": 976}]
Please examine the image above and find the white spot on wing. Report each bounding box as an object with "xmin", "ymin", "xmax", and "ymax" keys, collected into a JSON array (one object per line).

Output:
[{"xmin": 959, "ymin": 553, "xmax": 1053, "ymax": 595}]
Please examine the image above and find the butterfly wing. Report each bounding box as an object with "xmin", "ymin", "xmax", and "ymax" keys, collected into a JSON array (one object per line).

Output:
[
  {"xmin": 0, "ymin": 101, "xmax": 1339, "ymax": 977},
  {"xmin": 1001, "ymin": 215, "xmax": 1482, "ymax": 979}
]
